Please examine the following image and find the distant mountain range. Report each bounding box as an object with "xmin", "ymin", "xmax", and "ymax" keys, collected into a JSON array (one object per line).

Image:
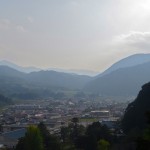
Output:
[
  {"xmin": 0, "ymin": 60, "xmax": 41, "ymax": 73},
  {"xmin": 0, "ymin": 60, "xmax": 98, "ymax": 76},
  {"xmin": 84, "ymin": 53, "xmax": 150, "ymax": 97},
  {"xmin": 0, "ymin": 53, "xmax": 150, "ymax": 99},
  {"xmin": 47, "ymin": 68, "xmax": 98, "ymax": 76},
  {"xmin": 97, "ymin": 53, "xmax": 150, "ymax": 77},
  {"xmin": 0, "ymin": 65, "xmax": 92, "ymax": 99}
]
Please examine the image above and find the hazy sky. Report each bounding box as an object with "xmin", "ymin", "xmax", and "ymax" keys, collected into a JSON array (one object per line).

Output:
[{"xmin": 0, "ymin": 0, "xmax": 150, "ymax": 72}]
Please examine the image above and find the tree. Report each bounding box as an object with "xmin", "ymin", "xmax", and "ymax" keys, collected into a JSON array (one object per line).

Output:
[
  {"xmin": 60, "ymin": 126, "xmax": 70, "ymax": 143},
  {"xmin": 71, "ymin": 117, "xmax": 79, "ymax": 125},
  {"xmin": 38, "ymin": 122, "xmax": 61, "ymax": 150},
  {"xmin": 25, "ymin": 126, "xmax": 44, "ymax": 150},
  {"xmin": 15, "ymin": 137, "xmax": 26, "ymax": 150},
  {"xmin": 97, "ymin": 139, "xmax": 110, "ymax": 150},
  {"xmin": 136, "ymin": 111, "xmax": 150, "ymax": 150},
  {"xmin": 70, "ymin": 117, "xmax": 79, "ymax": 141},
  {"xmin": 15, "ymin": 126, "xmax": 44, "ymax": 150},
  {"xmin": 85, "ymin": 122, "xmax": 111, "ymax": 150},
  {"xmin": 86, "ymin": 122, "xmax": 111, "ymax": 141}
]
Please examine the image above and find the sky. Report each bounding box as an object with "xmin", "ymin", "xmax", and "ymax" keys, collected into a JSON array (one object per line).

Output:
[{"xmin": 0, "ymin": 0, "xmax": 150, "ymax": 72}]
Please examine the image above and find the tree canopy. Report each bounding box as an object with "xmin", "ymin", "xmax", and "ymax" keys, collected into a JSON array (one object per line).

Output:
[{"xmin": 16, "ymin": 126, "xmax": 44, "ymax": 150}]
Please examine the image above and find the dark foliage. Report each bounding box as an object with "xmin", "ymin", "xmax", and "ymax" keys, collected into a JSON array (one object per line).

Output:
[
  {"xmin": 122, "ymin": 82, "xmax": 150, "ymax": 133},
  {"xmin": 15, "ymin": 120, "xmax": 113, "ymax": 150},
  {"xmin": 38, "ymin": 122, "xmax": 61, "ymax": 150},
  {"xmin": 15, "ymin": 126, "xmax": 44, "ymax": 150},
  {"xmin": 60, "ymin": 120, "xmax": 111, "ymax": 150},
  {"xmin": 15, "ymin": 137, "xmax": 26, "ymax": 150}
]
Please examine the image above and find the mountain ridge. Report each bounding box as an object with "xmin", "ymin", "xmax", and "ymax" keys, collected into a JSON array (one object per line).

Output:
[
  {"xmin": 84, "ymin": 61, "xmax": 150, "ymax": 97},
  {"xmin": 0, "ymin": 60, "xmax": 41, "ymax": 73},
  {"xmin": 0, "ymin": 60, "xmax": 98, "ymax": 76},
  {"xmin": 1, "ymin": 53, "xmax": 150, "ymax": 99},
  {"xmin": 0, "ymin": 66, "xmax": 92, "ymax": 99},
  {"xmin": 97, "ymin": 53, "xmax": 150, "ymax": 78}
]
